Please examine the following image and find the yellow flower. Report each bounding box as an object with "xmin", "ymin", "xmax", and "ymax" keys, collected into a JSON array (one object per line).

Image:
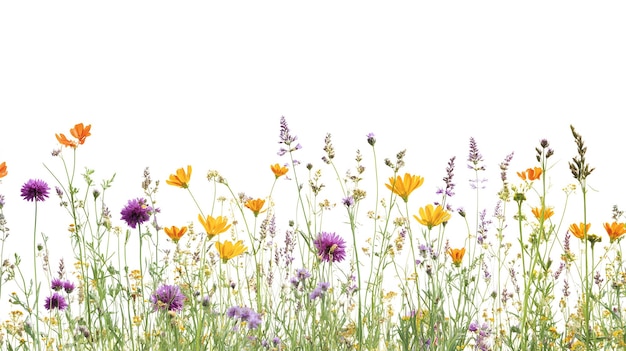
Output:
[
  {"xmin": 270, "ymin": 163, "xmax": 289, "ymax": 178},
  {"xmin": 531, "ymin": 206, "xmax": 554, "ymax": 221},
  {"xmin": 604, "ymin": 221, "xmax": 626, "ymax": 243},
  {"xmin": 517, "ymin": 167, "xmax": 542, "ymax": 181},
  {"xmin": 245, "ymin": 198, "xmax": 266, "ymax": 217},
  {"xmin": 447, "ymin": 248, "xmax": 465, "ymax": 267},
  {"xmin": 166, "ymin": 166, "xmax": 192, "ymax": 188},
  {"xmin": 198, "ymin": 214, "xmax": 231, "ymax": 240},
  {"xmin": 164, "ymin": 226, "xmax": 187, "ymax": 243},
  {"xmin": 414, "ymin": 204, "xmax": 451, "ymax": 229},
  {"xmin": 385, "ymin": 173, "xmax": 424, "ymax": 202},
  {"xmin": 215, "ymin": 240, "xmax": 247, "ymax": 262},
  {"xmin": 569, "ymin": 222, "xmax": 591, "ymax": 240}
]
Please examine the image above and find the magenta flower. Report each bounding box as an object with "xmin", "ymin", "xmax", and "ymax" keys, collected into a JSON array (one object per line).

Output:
[
  {"xmin": 313, "ymin": 232, "xmax": 347, "ymax": 263},
  {"xmin": 150, "ymin": 284, "xmax": 185, "ymax": 312},
  {"xmin": 44, "ymin": 293, "xmax": 68, "ymax": 311},
  {"xmin": 120, "ymin": 198, "xmax": 153, "ymax": 229},
  {"xmin": 20, "ymin": 179, "xmax": 50, "ymax": 202}
]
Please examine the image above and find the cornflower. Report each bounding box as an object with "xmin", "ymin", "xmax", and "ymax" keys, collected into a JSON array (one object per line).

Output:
[
  {"xmin": 313, "ymin": 232, "xmax": 347, "ymax": 263},
  {"xmin": 120, "ymin": 198, "xmax": 153, "ymax": 229},
  {"xmin": 150, "ymin": 284, "xmax": 186, "ymax": 312},
  {"xmin": 44, "ymin": 293, "xmax": 68, "ymax": 311},
  {"xmin": 414, "ymin": 204, "xmax": 451, "ymax": 229},
  {"xmin": 385, "ymin": 173, "xmax": 424, "ymax": 202},
  {"xmin": 20, "ymin": 179, "xmax": 50, "ymax": 202},
  {"xmin": 166, "ymin": 165, "xmax": 192, "ymax": 188}
]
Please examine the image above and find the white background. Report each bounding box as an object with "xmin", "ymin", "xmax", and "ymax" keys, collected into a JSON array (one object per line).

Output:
[{"xmin": 1, "ymin": 2, "xmax": 626, "ymax": 296}]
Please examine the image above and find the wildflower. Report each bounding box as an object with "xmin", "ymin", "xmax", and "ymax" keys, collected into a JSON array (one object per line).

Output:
[
  {"xmin": 215, "ymin": 240, "xmax": 247, "ymax": 262},
  {"xmin": 532, "ymin": 206, "xmax": 554, "ymax": 220},
  {"xmin": 366, "ymin": 132, "xmax": 376, "ymax": 146},
  {"xmin": 414, "ymin": 204, "xmax": 451, "ymax": 229},
  {"xmin": 150, "ymin": 284, "xmax": 186, "ymax": 312},
  {"xmin": 245, "ymin": 198, "xmax": 266, "ymax": 217},
  {"xmin": 226, "ymin": 306, "xmax": 262, "ymax": 330},
  {"xmin": 120, "ymin": 198, "xmax": 153, "ymax": 229},
  {"xmin": 447, "ymin": 248, "xmax": 465, "ymax": 267},
  {"xmin": 20, "ymin": 179, "xmax": 50, "ymax": 202},
  {"xmin": 56, "ymin": 123, "xmax": 91, "ymax": 148},
  {"xmin": 604, "ymin": 222, "xmax": 626, "ymax": 243},
  {"xmin": 342, "ymin": 196, "xmax": 355, "ymax": 207},
  {"xmin": 51, "ymin": 278, "xmax": 64, "ymax": 291},
  {"xmin": 468, "ymin": 137, "xmax": 485, "ymax": 171},
  {"xmin": 313, "ymin": 232, "xmax": 347, "ymax": 263},
  {"xmin": 385, "ymin": 173, "xmax": 424, "ymax": 202},
  {"xmin": 198, "ymin": 215, "xmax": 231, "ymax": 240},
  {"xmin": 164, "ymin": 225, "xmax": 187, "ymax": 243},
  {"xmin": 0, "ymin": 161, "xmax": 7, "ymax": 178},
  {"xmin": 44, "ymin": 293, "xmax": 68, "ymax": 311},
  {"xmin": 569, "ymin": 222, "xmax": 591, "ymax": 240},
  {"xmin": 166, "ymin": 166, "xmax": 192, "ymax": 188},
  {"xmin": 517, "ymin": 167, "xmax": 542, "ymax": 181},
  {"xmin": 270, "ymin": 163, "xmax": 289, "ymax": 178},
  {"xmin": 63, "ymin": 281, "xmax": 75, "ymax": 294}
]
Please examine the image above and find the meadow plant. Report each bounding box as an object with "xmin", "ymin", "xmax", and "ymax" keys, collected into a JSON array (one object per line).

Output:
[{"xmin": 0, "ymin": 120, "xmax": 625, "ymax": 350}]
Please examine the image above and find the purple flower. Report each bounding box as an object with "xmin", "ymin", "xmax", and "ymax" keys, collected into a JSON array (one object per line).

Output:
[
  {"xmin": 150, "ymin": 284, "xmax": 185, "ymax": 312},
  {"xmin": 313, "ymin": 232, "xmax": 347, "ymax": 263},
  {"xmin": 20, "ymin": 179, "xmax": 50, "ymax": 202},
  {"xmin": 51, "ymin": 278, "xmax": 64, "ymax": 291},
  {"xmin": 342, "ymin": 196, "xmax": 355, "ymax": 207},
  {"xmin": 467, "ymin": 137, "xmax": 485, "ymax": 171},
  {"xmin": 309, "ymin": 282, "xmax": 331, "ymax": 300},
  {"xmin": 44, "ymin": 293, "xmax": 68, "ymax": 311},
  {"xmin": 120, "ymin": 198, "xmax": 153, "ymax": 229},
  {"xmin": 63, "ymin": 280, "xmax": 75, "ymax": 294},
  {"xmin": 226, "ymin": 306, "xmax": 262, "ymax": 329},
  {"xmin": 296, "ymin": 268, "xmax": 311, "ymax": 281},
  {"xmin": 0, "ymin": 194, "xmax": 5, "ymax": 208},
  {"xmin": 366, "ymin": 133, "xmax": 376, "ymax": 146}
]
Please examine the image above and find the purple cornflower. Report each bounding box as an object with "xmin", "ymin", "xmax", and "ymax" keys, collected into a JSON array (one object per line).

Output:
[
  {"xmin": 120, "ymin": 198, "xmax": 153, "ymax": 229},
  {"xmin": 226, "ymin": 306, "xmax": 262, "ymax": 330},
  {"xmin": 44, "ymin": 292, "xmax": 68, "ymax": 311},
  {"xmin": 20, "ymin": 179, "xmax": 50, "ymax": 202},
  {"xmin": 313, "ymin": 232, "xmax": 347, "ymax": 263},
  {"xmin": 296, "ymin": 268, "xmax": 311, "ymax": 281},
  {"xmin": 366, "ymin": 132, "xmax": 376, "ymax": 146},
  {"xmin": 150, "ymin": 284, "xmax": 186, "ymax": 312},
  {"xmin": 63, "ymin": 280, "xmax": 75, "ymax": 294},
  {"xmin": 342, "ymin": 196, "xmax": 355, "ymax": 207},
  {"xmin": 309, "ymin": 282, "xmax": 331, "ymax": 300},
  {"xmin": 51, "ymin": 278, "xmax": 64, "ymax": 291}
]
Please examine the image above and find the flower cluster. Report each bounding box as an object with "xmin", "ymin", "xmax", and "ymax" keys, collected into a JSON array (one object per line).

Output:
[{"xmin": 226, "ymin": 306, "xmax": 262, "ymax": 330}]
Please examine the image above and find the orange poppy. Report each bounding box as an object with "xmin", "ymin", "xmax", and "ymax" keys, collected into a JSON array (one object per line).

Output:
[
  {"xmin": 245, "ymin": 198, "xmax": 266, "ymax": 217},
  {"xmin": 270, "ymin": 163, "xmax": 289, "ymax": 178},
  {"xmin": 447, "ymin": 248, "xmax": 466, "ymax": 267},
  {"xmin": 517, "ymin": 167, "xmax": 542, "ymax": 181},
  {"xmin": 385, "ymin": 173, "xmax": 424, "ymax": 202},
  {"xmin": 55, "ymin": 123, "xmax": 91, "ymax": 148},
  {"xmin": 164, "ymin": 226, "xmax": 187, "ymax": 243},
  {"xmin": 0, "ymin": 162, "xmax": 7, "ymax": 178},
  {"xmin": 166, "ymin": 166, "xmax": 192, "ymax": 188},
  {"xmin": 604, "ymin": 222, "xmax": 626, "ymax": 243}
]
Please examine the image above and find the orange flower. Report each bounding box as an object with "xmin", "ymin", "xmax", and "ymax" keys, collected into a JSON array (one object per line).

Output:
[
  {"xmin": 271, "ymin": 163, "xmax": 289, "ymax": 178},
  {"xmin": 569, "ymin": 222, "xmax": 591, "ymax": 240},
  {"xmin": 164, "ymin": 226, "xmax": 187, "ymax": 243},
  {"xmin": 604, "ymin": 222, "xmax": 626, "ymax": 243},
  {"xmin": 70, "ymin": 123, "xmax": 92, "ymax": 145},
  {"xmin": 517, "ymin": 167, "xmax": 542, "ymax": 181},
  {"xmin": 245, "ymin": 198, "xmax": 266, "ymax": 217},
  {"xmin": 55, "ymin": 123, "xmax": 92, "ymax": 148},
  {"xmin": 0, "ymin": 162, "xmax": 7, "ymax": 179},
  {"xmin": 385, "ymin": 173, "xmax": 424, "ymax": 202},
  {"xmin": 531, "ymin": 207, "xmax": 554, "ymax": 221},
  {"xmin": 414, "ymin": 204, "xmax": 451, "ymax": 229},
  {"xmin": 166, "ymin": 166, "xmax": 192, "ymax": 188},
  {"xmin": 447, "ymin": 248, "xmax": 466, "ymax": 267},
  {"xmin": 198, "ymin": 214, "xmax": 231, "ymax": 240},
  {"xmin": 215, "ymin": 240, "xmax": 248, "ymax": 262}
]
